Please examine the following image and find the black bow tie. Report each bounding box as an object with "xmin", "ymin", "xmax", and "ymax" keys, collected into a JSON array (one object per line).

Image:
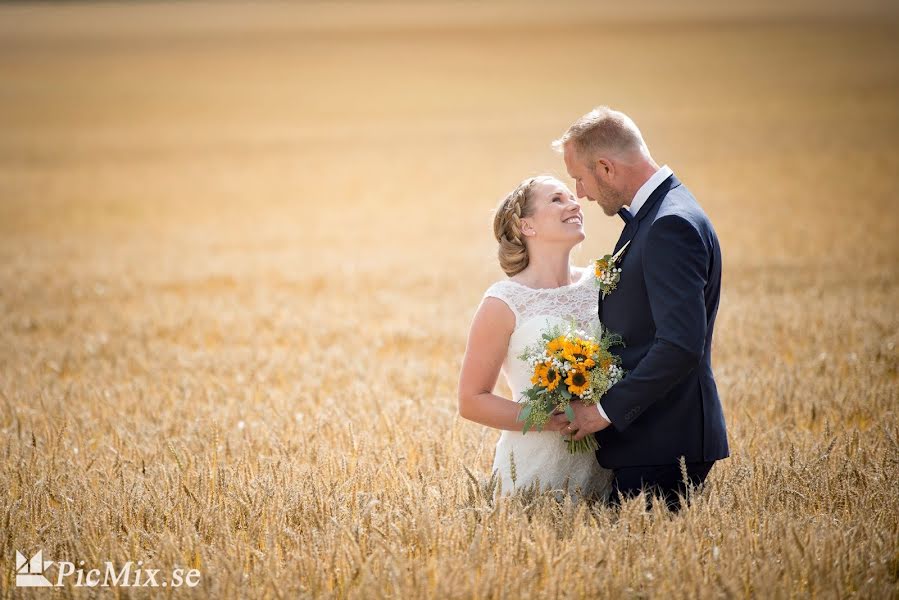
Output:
[{"xmin": 617, "ymin": 207, "xmax": 633, "ymax": 224}]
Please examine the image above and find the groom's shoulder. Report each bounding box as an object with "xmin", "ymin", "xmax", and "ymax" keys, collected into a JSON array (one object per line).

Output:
[
  {"xmin": 652, "ymin": 182, "xmax": 712, "ymax": 232},
  {"xmin": 644, "ymin": 184, "xmax": 718, "ymax": 253}
]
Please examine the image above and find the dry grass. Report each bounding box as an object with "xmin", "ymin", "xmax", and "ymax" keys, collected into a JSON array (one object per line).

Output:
[{"xmin": 1, "ymin": 2, "xmax": 898, "ymax": 598}]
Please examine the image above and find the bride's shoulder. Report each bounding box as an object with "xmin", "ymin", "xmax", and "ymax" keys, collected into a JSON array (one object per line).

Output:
[
  {"xmin": 482, "ymin": 278, "xmax": 522, "ymax": 321},
  {"xmin": 483, "ymin": 277, "xmax": 520, "ymax": 300}
]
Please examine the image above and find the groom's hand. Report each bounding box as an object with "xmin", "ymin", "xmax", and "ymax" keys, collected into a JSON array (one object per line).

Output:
[
  {"xmin": 564, "ymin": 401, "xmax": 612, "ymax": 441},
  {"xmin": 547, "ymin": 411, "xmax": 570, "ymax": 432}
]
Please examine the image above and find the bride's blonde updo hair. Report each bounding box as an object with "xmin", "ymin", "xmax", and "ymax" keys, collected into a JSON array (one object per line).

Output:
[{"xmin": 493, "ymin": 175, "xmax": 553, "ymax": 277}]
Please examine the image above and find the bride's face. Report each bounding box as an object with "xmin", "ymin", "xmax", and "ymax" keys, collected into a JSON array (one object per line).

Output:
[{"xmin": 520, "ymin": 178, "xmax": 585, "ymax": 246}]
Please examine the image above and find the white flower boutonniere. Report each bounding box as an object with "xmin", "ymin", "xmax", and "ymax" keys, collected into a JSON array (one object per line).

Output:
[{"xmin": 594, "ymin": 240, "xmax": 631, "ymax": 299}]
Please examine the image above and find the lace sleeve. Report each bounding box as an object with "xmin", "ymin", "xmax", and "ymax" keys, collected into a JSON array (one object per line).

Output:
[{"xmin": 482, "ymin": 281, "xmax": 520, "ymax": 328}]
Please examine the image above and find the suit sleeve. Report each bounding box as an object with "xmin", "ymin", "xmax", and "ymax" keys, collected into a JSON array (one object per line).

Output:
[{"xmin": 599, "ymin": 214, "xmax": 709, "ymax": 432}]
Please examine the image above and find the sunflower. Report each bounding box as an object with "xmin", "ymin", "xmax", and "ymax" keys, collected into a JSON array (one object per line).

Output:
[
  {"xmin": 565, "ymin": 340, "xmax": 595, "ymax": 366},
  {"xmin": 581, "ymin": 341, "xmax": 599, "ymax": 367},
  {"xmin": 544, "ymin": 365, "xmax": 561, "ymax": 391},
  {"xmin": 532, "ymin": 362, "xmax": 561, "ymax": 391},
  {"xmin": 561, "ymin": 340, "xmax": 582, "ymax": 363},
  {"xmin": 546, "ymin": 337, "xmax": 567, "ymax": 357},
  {"xmin": 565, "ymin": 364, "xmax": 591, "ymax": 396}
]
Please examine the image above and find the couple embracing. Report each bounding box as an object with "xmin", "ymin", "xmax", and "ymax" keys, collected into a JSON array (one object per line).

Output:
[{"xmin": 458, "ymin": 107, "xmax": 729, "ymax": 510}]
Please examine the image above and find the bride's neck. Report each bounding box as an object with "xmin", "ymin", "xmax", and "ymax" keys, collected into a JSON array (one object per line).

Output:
[{"xmin": 514, "ymin": 247, "xmax": 575, "ymax": 288}]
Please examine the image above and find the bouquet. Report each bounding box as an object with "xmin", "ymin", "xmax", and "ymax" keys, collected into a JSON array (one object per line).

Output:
[{"xmin": 516, "ymin": 320, "xmax": 625, "ymax": 453}]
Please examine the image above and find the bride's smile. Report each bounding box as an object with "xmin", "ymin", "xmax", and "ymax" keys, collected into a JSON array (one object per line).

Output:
[{"xmin": 517, "ymin": 178, "xmax": 586, "ymax": 246}]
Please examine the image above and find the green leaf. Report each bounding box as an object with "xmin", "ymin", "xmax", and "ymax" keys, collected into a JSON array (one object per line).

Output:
[
  {"xmin": 565, "ymin": 405, "xmax": 575, "ymax": 421},
  {"xmin": 560, "ymin": 388, "xmax": 572, "ymax": 400},
  {"xmin": 518, "ymin": 404, "xmax": 532, "ymax": 422}
]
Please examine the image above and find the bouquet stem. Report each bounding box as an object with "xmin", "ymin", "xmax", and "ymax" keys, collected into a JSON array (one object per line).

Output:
[{"xmin": 565, "ymin": 434, "xmax": 599, "ymax": 454}]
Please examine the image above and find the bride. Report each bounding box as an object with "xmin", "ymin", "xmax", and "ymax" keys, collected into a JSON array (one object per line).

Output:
[{"xmin": 457, "ymin": 175, "xmax": 612, "ymax": 500}]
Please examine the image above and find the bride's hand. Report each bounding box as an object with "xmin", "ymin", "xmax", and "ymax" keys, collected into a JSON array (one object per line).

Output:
[{"xmin": 544, "ymin": 412, "xmax": 571, "ymax": 432}]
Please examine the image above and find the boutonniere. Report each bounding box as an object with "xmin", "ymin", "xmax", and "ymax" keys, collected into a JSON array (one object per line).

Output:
[{"xmin": 594, "ymin": 240, "xmax": 631, "ymax": 299}]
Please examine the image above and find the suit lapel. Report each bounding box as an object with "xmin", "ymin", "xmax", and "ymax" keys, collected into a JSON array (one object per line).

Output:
[
  {"xmin": 600, "ymin": 174, "xmax": 681, "ymax": 321},
  {"xmin": 614, "ymin": 221, "xmax": 636, "ymax": 254},
  {"xmin": 613, "ymin": 174, "xmax": 680, "ymax": 252}
]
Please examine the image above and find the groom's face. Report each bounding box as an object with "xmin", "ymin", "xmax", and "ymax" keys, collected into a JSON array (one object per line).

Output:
[{"xmin": 563, "ymin": 145, "xmax": 622, "ymax": 217}]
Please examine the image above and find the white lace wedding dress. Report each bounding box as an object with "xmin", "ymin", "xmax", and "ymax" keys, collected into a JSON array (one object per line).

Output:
[{"xmin": 483, "ymin": 265, "xmax": 613, "ymax": 500}]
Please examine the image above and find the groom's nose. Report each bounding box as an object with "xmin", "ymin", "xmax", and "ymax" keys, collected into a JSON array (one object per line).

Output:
[{"xmin": 575, "ymin": 181, "xmax": 585, "ymax": 199}]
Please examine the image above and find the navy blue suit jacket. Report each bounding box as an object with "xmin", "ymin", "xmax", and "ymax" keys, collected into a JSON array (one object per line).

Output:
[{"xmin": 596, "ymin": 174, "xmax": 729, "ymax": 469}]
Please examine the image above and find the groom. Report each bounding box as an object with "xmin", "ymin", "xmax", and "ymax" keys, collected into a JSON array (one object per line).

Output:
[{"xmin": 550, "ymin": 107, "xmax": 729, "ymax": 510}]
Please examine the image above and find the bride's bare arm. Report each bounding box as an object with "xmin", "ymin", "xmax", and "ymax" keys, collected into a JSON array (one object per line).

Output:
[{"xmin": 457, "ymin": 297, "xmax": 565, "ymax": 432}]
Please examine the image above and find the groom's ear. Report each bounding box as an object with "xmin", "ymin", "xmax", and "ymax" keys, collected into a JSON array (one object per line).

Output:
[{"xmin": 594, "ymin": 158, "xmax": 614, "ymax": 178}]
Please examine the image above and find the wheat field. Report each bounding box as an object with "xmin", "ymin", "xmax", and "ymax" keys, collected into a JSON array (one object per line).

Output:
[{"xmin": 1, "ymin": 1, "xmax": 898, "ymax": 598}]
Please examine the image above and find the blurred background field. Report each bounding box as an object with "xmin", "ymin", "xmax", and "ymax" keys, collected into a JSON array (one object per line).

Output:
[{"xmin": 1, "ymin": 1, "xmax": 897, "ymax": 598}]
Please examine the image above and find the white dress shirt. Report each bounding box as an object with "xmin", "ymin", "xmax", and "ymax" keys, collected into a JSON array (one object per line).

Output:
[
  {"xmin": 626, "ymin": 164, "xmax": 673, "ymax": 218},
  {"xmin": 595, "ymin": 165, "xmax": 673, "ymax": 425}
]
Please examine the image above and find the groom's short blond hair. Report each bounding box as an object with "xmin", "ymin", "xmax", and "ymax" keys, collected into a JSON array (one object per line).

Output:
[{"xmin": 553, "ymin": 106, "xmax": 649, "ymax": 164}]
